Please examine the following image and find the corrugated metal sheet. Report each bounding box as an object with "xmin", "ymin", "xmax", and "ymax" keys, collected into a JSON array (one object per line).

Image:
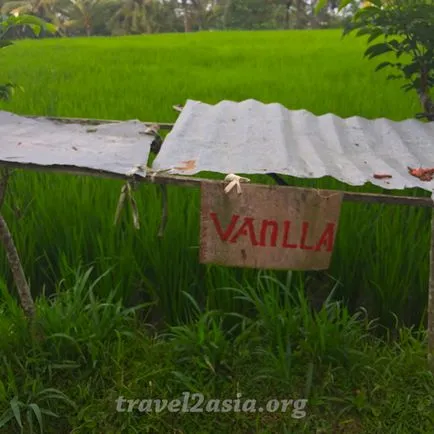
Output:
[
  {"xmin": 0, "ymin": 111, "xmax": 153, "ymax": 177},
  {"xmin": 153, "ymin": 99, "xmax": 434, "ymax": 192}
]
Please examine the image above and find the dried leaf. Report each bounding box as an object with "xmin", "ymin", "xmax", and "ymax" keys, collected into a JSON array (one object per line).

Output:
[
  {"xmin": 408, "ymin": 166, "xmax": 434, "ymax": 181},
  {"xmin": 373, "ymin": 173, "xmax": 392, "ymax": 179},
  {"xmin": 174, "ymin": 160, "xmax": 196, "ymax": 171}
]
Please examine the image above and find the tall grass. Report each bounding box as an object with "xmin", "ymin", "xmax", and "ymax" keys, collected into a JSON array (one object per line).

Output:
[
  {"xmin": 1, "ymin": 268, "xmax": 433, "ymax": 433},
  {"xmin": 0, "ymin": 30, "xmax": 431, "ymax": 327}
]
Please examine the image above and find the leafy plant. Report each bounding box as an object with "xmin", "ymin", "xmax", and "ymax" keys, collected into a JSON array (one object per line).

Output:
[
  {"xmin": 0, "ymin": 14, "xmax": 57, "ymax": 100},
  {"xmin": 0, "ymin": 363, "xmax": 76, "ymax": 434},
  {"xmin": 346, "ymin": 0, "xmax": 434, "ymax": 121},
  {"xmin": 167, "ymin": 291, "xmax": 235, "ymax": 391},
  {"xmin": 317, "ymin": 0, "xmax": 434, "ymax": 121}
]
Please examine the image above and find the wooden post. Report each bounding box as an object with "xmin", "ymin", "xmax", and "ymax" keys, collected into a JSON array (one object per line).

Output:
[
  {"xmin": 429, "ymin": 204, "xmax": 434, "ymax": 371},
  {"xmin": 0, "ymin": 170, "xmax": 35, "ymax": 320}
]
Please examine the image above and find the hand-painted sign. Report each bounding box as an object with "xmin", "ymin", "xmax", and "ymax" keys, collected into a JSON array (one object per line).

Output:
[{"xmin": 200, "ymin": 183, "xmax": 343, "ymax": 270}]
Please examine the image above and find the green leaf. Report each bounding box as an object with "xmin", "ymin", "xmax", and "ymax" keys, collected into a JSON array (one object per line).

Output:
[
  {"xmin": 0, "ymin": 84, "xmax": 14, "ymax": 101},
  {"xmin": 338, "ymin": 0, "xmax": 354, "ymax": 12},
  {"xmin": 29, "ymin": 404, "xmax": 43, "ymax": 434},
  {"xmin": 12, "ymin": 15, "xmax": 44, "ymax": 27},
  {"xmin": 364, "ymin": 43, "xmax": 393, "ymax": 59},
  {"xmin": 0, "ymin": 380, "xmax": 6, "ymax": 401},
  {"xmin": 367, "ymin": 28, "xmax": 384, "ymax": 43},
  {"xmin": 0, "ymin": 409, "xmax": 14, "ymax": 428},
  {"xmin": 314, "ymin": 0, "xmax": 327, "ymax": 15},
  {"xmin": 27, "ymin": 24, "xmax": 41, "ymax": 37},
  {"xmin": 402, "ymin": 63, "xmax": 420, "ymax": 78},
  {"xmin": 26, "ymin": 409, "xmax": 34, "ymax": 434},
  {"xmin": 44, "ymin": 23, "xmax": 57, "ymax": 34},
  {"xmin": 354, "ymin": 5, "xmax": 379, "ymax": 19},
  {"xmin": 4, "ymin": 14, "xmax": 57, "ymax": 36},
  {"xmin": 375, "ymin": 61, "xmax": 392, "ymax": 71},
  {"xmin": 356, "ymin": 27, "xmax": 373, "ymax": 37},
  {"xmin": 388, "ymin": 39, "xmax": 401, "ymax": 50},
  {"xmin": 386, "ymin": 74, "xmax": 402, "ymax": 80},
  {"xmin": 401, "ymin": 83, "xmax": 414, "ymax": 92},
  {"xmin": 0, "ymin": 40, "xmax": 13, "ymax": 48},
  {"xmin": 9, "ymin": 397, "xmax": 23, "ymax": 429},
  {"xmin": 40, "ymin": 409, "xmax": 59, "ymax": 418}
]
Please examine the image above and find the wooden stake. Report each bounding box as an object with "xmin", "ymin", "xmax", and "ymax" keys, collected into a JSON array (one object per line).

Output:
[
  {"xmin": 157, "ymin": 184, "xmax": 168, "ymax": 237},
  {"xmin": 0, "ymin": 170, "xmax": 35, "ymax": 320}
]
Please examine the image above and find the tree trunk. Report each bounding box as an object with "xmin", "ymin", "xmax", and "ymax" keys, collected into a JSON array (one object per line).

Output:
[
  {"xmin": 84, "ymin": 15, "xmax": 92, "ymax": 36},
  {"xmin": 223, "ymin": 0, "xmax": 231, "ymax": 29},
  {"xmin": 419, "ymin": 68, "xmax": 434, "ymax": 122},
  {"xmin": 418, "ymin": 92, "xmax": 434, "ymax": 122},
  {"xmin": 285, "ymin": 1, "xmax": 291, "ymax": 29},
  {"xmin": 294, "ymin": 0, "xmax": 305, "ymax": 29},
  {"xmin": 182, "ymin": 0, "xmax": 191, "ymax": 32}
]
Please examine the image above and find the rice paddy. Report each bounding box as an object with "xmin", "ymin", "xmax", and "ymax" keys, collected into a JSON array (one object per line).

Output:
[
  {"xmin": 0, "ymin": 29, "xmax": 433, "ymax": 433},
  {"xmin": 0, "ymin": 29, "xmax": 430, "ymax": 326}
]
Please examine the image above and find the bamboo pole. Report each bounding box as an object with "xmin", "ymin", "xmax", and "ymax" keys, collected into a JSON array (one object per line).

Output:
[
  {"xmin": 0, "ymin": 160, "xmax": 432, "ymax": 209},
  {"xmin": 0, "ymin": 170, "xmax": 35, "ymax": 320}
]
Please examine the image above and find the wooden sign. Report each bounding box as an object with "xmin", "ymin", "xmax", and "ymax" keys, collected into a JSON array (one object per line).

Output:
[{"xmin": 200, "ymin": 183, "xmax": 343, "ymax": 270}]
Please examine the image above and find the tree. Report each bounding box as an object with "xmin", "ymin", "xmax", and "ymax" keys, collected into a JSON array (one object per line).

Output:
[
  {"xmin": 223, "ymin": 0, "xmax": 277, "ymax": 29},
  {"xmin": 0, "ymin": 0, "xmax": 346, "ymax": 34},
  {"xmin": 317, "ymin": 0, "xmax": 434, "ymax": 121},
  {"xmin": 109, "ymin": 0, "xmax": 166, "ymax": 34},
  {"xmin": 58, "ymin": 0, "xmax": 113, "ymax": 36},
  {"xmin": 189, "ymin": 0, "xmax": 218, "ymax": 30},
  {"xmin": 348, "ymin": 0, "xmax": 433, "ymax": 121},
  {"xmin": 1, "ymin": 0, "xmax": 57, "ymax": 21},
  {"xmin": 0, "ymin": 14, "xmax": 56, "ymax": 98}
]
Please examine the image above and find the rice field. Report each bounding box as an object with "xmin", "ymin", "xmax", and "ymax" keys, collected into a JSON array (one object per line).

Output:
[{"xmin": 0, "ymin": 29, "xmax": 431, "ymax": 327}]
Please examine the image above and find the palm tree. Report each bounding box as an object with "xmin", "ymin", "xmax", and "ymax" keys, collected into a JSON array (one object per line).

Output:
[
  {"xmin": 109, "ymin": 0, "xmax": 162, "ymax": 34},
  {"xmin": 58, "ymin": 0, "xmax": 112, "ymax": 36}
]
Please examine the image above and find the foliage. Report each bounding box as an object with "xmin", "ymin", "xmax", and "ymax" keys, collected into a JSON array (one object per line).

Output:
[
  {"xmin": 0, "ymin": 268, "xmax": 433, "ymax": 432},
  {"xmin": 222, "ymin": 0, "xmax": 279, "ymax": 30},
  {"xmin": 0, "ymin": 14, "xmax": 56, "ymax": 100},
  {"xmin": 0, "ymin": 0, "xmax": 348, "ymax": 36},
  {"xmin": 108, "ymin": 0, "xmax": 181, "ymax": 36},
  {"xmin": 344, "ymin": 0, "xmax": 434, "ymax": 120},
  {"xmin": 315, "ymin": 0, "xmax": 434, "ymax": 120}
]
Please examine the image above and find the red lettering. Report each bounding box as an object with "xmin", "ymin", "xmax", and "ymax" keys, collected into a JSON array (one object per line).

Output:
[
  {"xmin": 210, "ymin": 212, "xmax": 337, "ymax": 252},
  {"xmin": 299, "ymin": 221, "xmax": 313, "ymax": 250},
  {"xmin": 259, "ymin": 220, "xmax": 278, "ymax": 247},
  {"xmin": 282, "ymin": 221, "xmax": 297, "ymax": 248},
  {"xmin": 315, "ymin": 223, "xmax": 336, "ymax": 252},
  {"xmin": 209, "ymin": 212, "xmax": 239, "ymax": 241},
  {"xmin": 229, "ymin": 218, "xmax": 259, "ymax": 246}
]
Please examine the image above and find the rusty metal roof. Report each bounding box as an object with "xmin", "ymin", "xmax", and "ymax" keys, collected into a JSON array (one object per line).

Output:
[
  {"xmin": 153, "ymin": 99, "xmax": 434, "ymax": 193},
  {"xmin": 0, "ymin": 111, "xmax": 153, "ymax": 177}
]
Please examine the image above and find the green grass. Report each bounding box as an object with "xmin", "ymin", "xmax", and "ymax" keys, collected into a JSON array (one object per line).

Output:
[
  {"xmin": 0, "ymin": 29, "xmax": 430, "ymax": 326},
  {"xmin": 0, "ymin": 30, "xmax": 433, "ymax": 432},
  {"xmin": 0, "ymin": 269, "xmax": 433, "ymax": 433},
  {"xmin": 0, "ymin": 30, "xmax": 423, "ymax": 121}
]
